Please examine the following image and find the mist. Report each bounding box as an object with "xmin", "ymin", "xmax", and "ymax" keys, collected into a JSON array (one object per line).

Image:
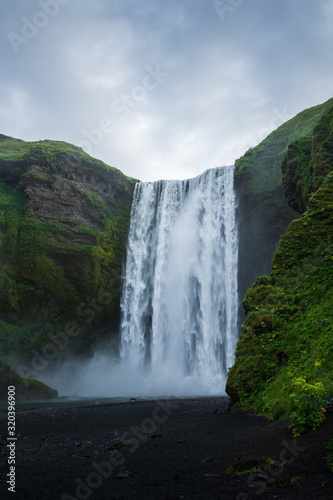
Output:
[
  {"xmin": 37, "ymin": 348, "xmax": 228, "ymax": 398},
  {"xmin": 38, "ymin": 167, "xmax": 238, "ymax": 399}
]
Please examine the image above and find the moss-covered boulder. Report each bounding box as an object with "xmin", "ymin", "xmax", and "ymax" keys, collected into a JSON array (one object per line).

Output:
[
  {"xmin": 0, "ymin": 363, "xmax": 57, "ymax": 399},
  {"xmin": 0, "ymin": 135, "xmax": 137, "ymax": 366},
  {"xmin": 227, "ymin": 104, "xmax": 333, "ymax": 420}
]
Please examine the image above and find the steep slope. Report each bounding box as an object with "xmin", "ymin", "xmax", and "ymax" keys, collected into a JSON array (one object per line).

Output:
[
  {"xmin": 227, "ymin": 104, "xmax": 333, "ymax": 421},
  {"xmin": 0, "ymin": 136, "xmax": 137, "ymax": 368},
  {"xmin": 0, "ymin": 363, "xmax": 57, "ymax": 399},
  {"xmin": 235, "ymin": 97, "xmax": 333, "ymax": 305}
]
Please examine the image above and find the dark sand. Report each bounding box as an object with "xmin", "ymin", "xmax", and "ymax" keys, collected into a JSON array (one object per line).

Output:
[{"xmin": 1, "ymin": 397, "xmax": 333, "ymax": 499}]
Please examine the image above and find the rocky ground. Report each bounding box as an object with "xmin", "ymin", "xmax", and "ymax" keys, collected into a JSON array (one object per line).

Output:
[{"xmin": 0, "ymin": 397, "xmax": 332, "ymax": 499}]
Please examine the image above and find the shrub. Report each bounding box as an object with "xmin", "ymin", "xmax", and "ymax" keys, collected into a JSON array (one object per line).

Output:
[{"xmin": 289, "ymin": 377, "xmax": 327, "ymax": 436}]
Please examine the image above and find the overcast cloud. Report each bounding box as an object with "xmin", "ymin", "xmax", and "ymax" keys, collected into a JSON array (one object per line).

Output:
[{"xmin": 1, "ymin": 0, "xmax": 333, "ymax": 181}]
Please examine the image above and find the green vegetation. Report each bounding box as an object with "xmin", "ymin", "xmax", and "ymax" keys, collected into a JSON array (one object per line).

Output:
[
  {"xmin": 226, "ymin": 456, "xmax": 274, "ymax": 476},
  {"xmin": 2, "ymin": 96, "xmax": 333, "ymax": 414},
  {"xmin": 0, "ymin": 363, "xmax": 57, "ymax": 399},
  {"xmin": 0, "ymin": 135, "xmax": 137, "ymax": 363},
  {"xmin": 235, "ymin": 98, "xmax": 333, "ymax": 193},
  {"xmin": 326, "ymin": 439, "xmax": 333, "ymax": 472},
  {"xmin": 227, "ymin": 103, "xmax": 333, "ymax": 430},
  {"xmin": 234, "ymin": 99, "xmax": 333, "ymax": 306},
  {"xmin": 0, "ymin": 135, "xmax": 120, "ymax": 173},
  {"xmin": 289, "ymin": 378, "xmax": 327, "ymax": 436}
]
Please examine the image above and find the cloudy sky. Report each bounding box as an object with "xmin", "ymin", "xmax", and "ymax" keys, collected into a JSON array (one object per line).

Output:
[{"xmin": 1, "ymin": 0, "xmax": 333, "ymax": 181}]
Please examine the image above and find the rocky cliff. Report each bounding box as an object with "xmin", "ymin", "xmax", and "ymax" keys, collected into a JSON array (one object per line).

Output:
[
  {"xmin": 227, "ymin": 102, "xmax": 333, "ymax": 420},
  {"xmin": 0, "ymin": 135, "xmax": 137, "ymax": 372},
  {"xmin": 2, "ymin": 97, "xmax": 333, "ymax": 402},
  {"xmin": 235, "ymin": 98, "xmax": 333, "ymax": 307},
  {"xmin": 0, "ymin": 363, "xmax": 57, "ymax": 399}
]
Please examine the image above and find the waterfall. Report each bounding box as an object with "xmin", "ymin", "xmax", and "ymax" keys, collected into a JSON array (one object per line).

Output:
[{"xmin": 120, "ymin": 166, "xmax": 238, "ymax": 396}]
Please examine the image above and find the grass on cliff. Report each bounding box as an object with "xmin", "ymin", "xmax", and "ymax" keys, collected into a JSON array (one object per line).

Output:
[
  {"xmin": 0, "ymin": 196, "xmax": 132, "ymax": 361},
  {"xmin": 228, "ymin": 104, "xmax": 333, "ymax": 432},
  {"xmin": 235, "ymin": 97, "xmax": 333, "ymax": 193},
  {"xmin": 0, "ymin": 135, "xmax": 135, "ymax": 362},
  {"xmin": 229, "ymin": 174, "xmax": 333, "ymax": 424},
  {"xmin": 0, "ymin": 135, "xmax": 121, "ymax": 174}
]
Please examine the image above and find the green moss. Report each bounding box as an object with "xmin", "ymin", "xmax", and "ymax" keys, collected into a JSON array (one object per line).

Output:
[
  {"xmin": 226, "ymin": 456, "xmax": 274, "ymax": 476},
  {"xmin": 85, "ymin": 192, "xmax": 108, "ymax": 214},
  {"xmin": 90, "ymin": 200, "xmax": 132, "ymax": 292},
  {"xmin": 227, "ymin": 104, "xmax": 333, "ymax": 424},
  {"xmin": 0, "ymin": 363, "xmax": 57, "ymax": 399},
  {"xmin": 282, "ymin": 105, "xmax": 333, "ymax": 213},
  {"xmin": 235, "ymin": 98, "xmax": 333, "ymax": 193},
  {"xmin": 235, "ymin": 100, "xmax": 333, "ymax": 307},
  {"xmin": 0, "ymin": 319, "xmax": 37, "ymax": 359},
  {"xmin": 0, "ymin": 136, "xmax": 120, "ymax": 174},
  {"xmin": 126, "ymin": 175, "xmax": 140, "ymax": 183},
  {"xmin": 281, "ymin": 137, "xmax": 313, "ymax": 213},
  {"xmin": 73, "ymin": 225, "xmax": 100, "ymax": 238},
  {"xmin": 0, "ymin": 135, "xmax": 136, "ymax": 361},
  {"xmin": 22, "ymin": 170, "xmax": 55, "ymax": 182}
]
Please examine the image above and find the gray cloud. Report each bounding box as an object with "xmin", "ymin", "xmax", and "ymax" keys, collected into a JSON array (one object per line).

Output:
[{"xmin": 1, "ymin": 0, "xmax": 333, "ymax": 181}]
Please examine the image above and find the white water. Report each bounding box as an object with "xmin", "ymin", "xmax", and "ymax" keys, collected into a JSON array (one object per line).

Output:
[
  {"xmin": 119, "ymin": 166, "xmax": 238, "ymax": 395},
  {"xmin": 38, "ymin": 166, "xmax": 238, "ymax": 397}
]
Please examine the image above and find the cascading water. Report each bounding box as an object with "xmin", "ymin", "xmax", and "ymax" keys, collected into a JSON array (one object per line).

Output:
[
  {"xmin": 37, "ymin": 166, "xmax": 238, "ymax": 397},
  {"xmin": 120, "ymin": 166, "xmax": 238, "ymax": 395}
]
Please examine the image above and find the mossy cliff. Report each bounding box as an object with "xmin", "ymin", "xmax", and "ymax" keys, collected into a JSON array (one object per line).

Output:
[
  {"xmin": 227, "ymin": 103, "xmax": 333, "ymax": 420},
  {"xmin": 235, "ymin": 98, "xmax": 333, "ymax": 305},
  {"xmin": 0, "ymin": 135, "xmax": 137, "ymax": 371},
  {"xmin": 0, "ymin": 363, "xmax": 57, "ymax": 399}
]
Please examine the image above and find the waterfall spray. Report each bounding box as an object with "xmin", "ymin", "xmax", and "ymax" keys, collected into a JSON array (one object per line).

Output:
[
  {"xmin": 37, "ymin": 166, "xmax": 238, "ymax": 397},
  {"xmin": 120, "ymin": 166, "xmax": 238, "ymax": 395}
]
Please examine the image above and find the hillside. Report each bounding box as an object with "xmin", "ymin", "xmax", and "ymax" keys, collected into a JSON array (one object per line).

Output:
[
  {"xmin": 235, "ymin": 97, "xmax": 333, "ymax": 303},
  {"xmin": 1, "ymin": 97, "xmax": 333, "ymax": 403},
  {"xmin": 0, "ymin": 136, "xmax": 137, "ymax": 370},
  {"xmin": 227, "ymin": 103, "xmax": 333, "ymax": 426}
]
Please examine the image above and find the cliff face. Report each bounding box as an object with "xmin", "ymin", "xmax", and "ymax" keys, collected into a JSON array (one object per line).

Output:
[
  {"xmin": 282, "ymin": 107, "xmax": 333, "ymax": 214},
  {"xmin": 0, "ymin": 363, "xmax": 57, "ymax": 399},
  {"xmin": 227, "ymin": 104, "xmax": 333, "ymax": 419},
  {"xmin": 235, "ymin": 98, "xmax": 333, "ymax": 307},
  {"xmin": 0, "ymin": 136, "xmax": 137, "ymax": 366}
]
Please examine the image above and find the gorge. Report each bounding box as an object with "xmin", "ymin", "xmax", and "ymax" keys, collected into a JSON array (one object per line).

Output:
[
  {"xmin": 37, "ymin": 166, "xmax": 238, "ymax": 397},
  {"xmin": 0, "ymin": 97, "xmax": 332, "ymax": 412}
]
